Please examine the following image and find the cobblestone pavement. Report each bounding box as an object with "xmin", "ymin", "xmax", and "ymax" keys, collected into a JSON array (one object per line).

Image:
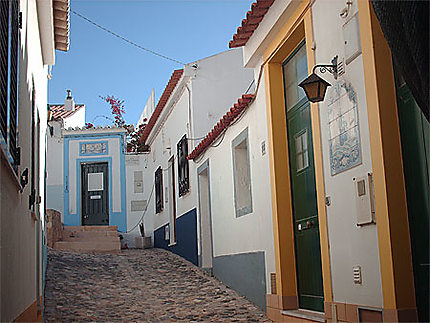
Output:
[{"xmin": 44, "ymin": 249, "xmax": 271, "ymax": 322}]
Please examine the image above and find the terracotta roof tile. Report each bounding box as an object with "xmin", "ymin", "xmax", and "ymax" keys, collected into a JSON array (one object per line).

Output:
[
  {"xmin": 229, "ymin": 0, "xmax": 274, "ymax": 48},
  {"xmin": 49, "ymin": 103, "xmax": 85, "ymax": 120},
  {"xmin": 187, "ymin": 94, "xmax": 255, "ymax": 160},
  {"xmin": 139, "ymin": 69, "xmax": 184, "ymax": 144}
]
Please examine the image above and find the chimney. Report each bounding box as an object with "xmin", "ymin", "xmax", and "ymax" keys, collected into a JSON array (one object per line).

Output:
[{"xmin": 64, "ymin": 89, "xmax": 75, "ymax": 111}]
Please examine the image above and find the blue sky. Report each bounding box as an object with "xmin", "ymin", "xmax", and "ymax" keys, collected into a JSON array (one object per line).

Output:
[{"xmin": 49, "ymin": 0, "xmax": 254, "ymax": 126}]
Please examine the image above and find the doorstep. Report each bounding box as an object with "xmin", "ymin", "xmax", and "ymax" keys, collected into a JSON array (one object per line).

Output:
[{"xmin": 281, "ymin": 309, "xmax": 325, "ymax": 322}]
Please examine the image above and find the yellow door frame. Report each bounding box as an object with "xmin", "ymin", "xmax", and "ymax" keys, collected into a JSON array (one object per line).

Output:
[
  {"xmin": 263, "ymin": 0, "xmax": 333, "ymax": 311},
  {"xmin": 358, "ymin": 1, "xmax": 417, "ymax": 321}
]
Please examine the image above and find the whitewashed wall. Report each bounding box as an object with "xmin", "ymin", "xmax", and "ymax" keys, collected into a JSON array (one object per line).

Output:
[
  {"xmin": 312, "ymin": 0, "xmax": 382, "ymax": 307},
  {"xmin": 63, "ymin": 107, "xmax": 86, "ymax": 129},
  {"xmin": 1, "ymin": 0, "xmax": 52, "ymax": 320},
  {"xmin": 144, "ymin": 49, "xmax": 254, "ymax": 249},
  {"xmin": 190, "ymin": 48, "xmax": 254, "ymax": 142},
  {"xmin": 124, "ymin": 153, "xmax": 150, "ymax": 247},
  {"xmin": 146, "ymin": 89, "xmax": 197, "ymax": 233},
  {"xmin": 194, "ymin": 76, "xmax": 276, "ymax": 300},
  {"xmin": 46, "ymin": 120, "xmax": 65, "ymax": 216},
  {"xmin": 242, "ymin": 0, "xmax": 383, "ymax": 308}
]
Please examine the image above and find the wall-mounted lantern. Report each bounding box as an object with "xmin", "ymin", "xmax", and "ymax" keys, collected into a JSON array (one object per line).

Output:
[{"xmin": 299, "ymin": 56, "xmax": 338, "ymax": 103}]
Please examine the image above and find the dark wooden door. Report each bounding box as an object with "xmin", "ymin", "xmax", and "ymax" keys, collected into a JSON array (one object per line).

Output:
[
  {"xmin": 395, "ymin": 71, "xmax": 429, "ymax": 322},
  {"xmin": 287, "ymin": 100, "xmax": 324, "ymax": 312},
  {"xmin": 283, "ymin": 42, "xmax": 323, "ymax": 312},
  {"xmin": 81, "ymin": 163, "xmax": 109, "ymax": 225}
]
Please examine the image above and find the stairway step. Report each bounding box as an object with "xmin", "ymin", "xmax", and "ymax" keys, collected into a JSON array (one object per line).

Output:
[
  {"xmin": 63, "ymin": 225, "xmax": 118, "ymax": 232},
  {"xmin": 54, "ymin": 240, "xmax": 120, "ymax": 253},
  {"xmin": 62, "ymin": 236, "xmax": 120, "ymax": 243},
  {"xmin": 62, "ymin": 230, "xmax": 118, "ymax": 240}
]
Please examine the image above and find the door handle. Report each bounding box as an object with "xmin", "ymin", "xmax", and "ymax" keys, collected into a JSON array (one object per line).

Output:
[{"xmin": 298, "ymin": 220, "xmax": 315, "ymax": 231}]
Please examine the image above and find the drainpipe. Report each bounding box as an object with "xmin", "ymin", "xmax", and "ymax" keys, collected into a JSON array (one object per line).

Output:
[{"xmin": 185, "ymin": 83, "xmax": 194, "ymax": 150}]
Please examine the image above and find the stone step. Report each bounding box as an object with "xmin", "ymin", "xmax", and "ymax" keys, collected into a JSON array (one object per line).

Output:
[
  {"xmin": 62, "ymin": 235, "xmax": 120, "ymax": 243},
  {"xmin": 64, "ymin": 225, "xmax": 118, "ymax": 232},
  {"xmin": 54, "ymin": 240, "xmax": 121, "ymax": 253},
  {"xmin": 62, "ymin": 230, "xmax": 118, "ymax": 241}
]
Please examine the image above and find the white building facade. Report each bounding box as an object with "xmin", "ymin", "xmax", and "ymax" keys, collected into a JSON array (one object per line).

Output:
[
  {"xmin": 140, "ymin": 48, "xmax": 254, "ymax": 267},
  {"xmin": 188, "ymin": 91, "xmax": 276, "ymax": 310},
  {"xmin": 0, "ymin": 0, "xmax": 69, "ymax": 321},
  {"xmin": 46, "ymin": 124, "xmax": 128, "ymax": 232},
  {"xmin": 226, "ymin": 0, "xmax": 427, "ymax": 321}
]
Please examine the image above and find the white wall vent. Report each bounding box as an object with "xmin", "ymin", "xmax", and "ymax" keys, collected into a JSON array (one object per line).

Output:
[{"xmin": 353, "ymin": 265, "xmax": 362, "ymax": 284}]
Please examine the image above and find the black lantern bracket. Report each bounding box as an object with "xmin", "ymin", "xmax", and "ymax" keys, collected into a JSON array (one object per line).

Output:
[{"xmin": 312, "ymin": 55, "xmax": 338, "ymax": 80}]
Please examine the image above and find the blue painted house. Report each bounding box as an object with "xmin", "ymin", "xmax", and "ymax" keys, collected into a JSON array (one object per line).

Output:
[{"xmin": 46, "ymin": 111, "xmax": 128, "ymax": 232}]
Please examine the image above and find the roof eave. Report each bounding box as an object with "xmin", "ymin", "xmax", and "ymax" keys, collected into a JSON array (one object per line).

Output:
[
  {"xmin": 36, "ymin": 0, "xmax": 56, "ymax": 65},
  {"xmin": 53, "ymin": 0, "xmax": 70, "ymax": 52}
]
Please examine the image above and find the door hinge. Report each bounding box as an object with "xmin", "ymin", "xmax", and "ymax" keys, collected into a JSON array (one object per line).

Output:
[{"xmin": 18, "ymin": 12, "xmax": 22, "ymax": 29}]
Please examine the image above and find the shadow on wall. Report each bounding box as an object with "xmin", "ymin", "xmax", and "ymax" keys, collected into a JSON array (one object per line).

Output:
[
  {"xmin": 213, "ymin": 251, "xmax": 266, "ymax": 310},
  {"xmin": 154, "ymin": 208, "xmax": 198, "ymax": 265}
]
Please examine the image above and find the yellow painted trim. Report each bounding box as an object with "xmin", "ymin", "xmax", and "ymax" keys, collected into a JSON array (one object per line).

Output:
[
  {"xmin": 263, "ymin": 1, "xmax": 309, "ymax": 64},
  {"xmin": 265, "ymin": 61, "xmax": 297, "ymax": 297},
  {"xmin": 358, "ymin": 0, "xmax": 416, "ymax": 312},
  {"xmin": 303, "ymin": 9, "xmax": 333, "ymax": 303},
  {"xmin": 262, "ymin": 0, "xmax": 332, "ymax": 304}
]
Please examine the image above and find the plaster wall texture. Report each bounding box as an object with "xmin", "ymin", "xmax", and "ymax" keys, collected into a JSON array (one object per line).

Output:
[
  {"xmin": 64, "ymin": 130, "xmax": 126, "ymax": 230},
  {"xmin": 144, "ymin": 49, "xmax": 254, "ymax": 258},
  {"xmin": 63, "ymin": 107, "xmax": 86, "ymax": 129},
  {"xmin": 1, "ymin": 0, "xmax": 51, "ymax": 320},
  {"xmin": 46, "ymin": 120, "xmax": 65, "ymax": 216},
  {"xmin": 146, "ymin": 91, "xmax": 198, "ymax": 234},
  {"xmin": 194, "ymin": 76, "xmax": 276, "ymax": 299},
  {"xmin": 240, "ymin": 0, "xmax": 383, "ymax": 308},
  {"xmin": 311, "ymin": 0, "xmax": 382, "ymax": 307},
  {"xmin": 190, "ymin": 48, "xmax": 254, "ymax": 142},
  {"xmin": 124, "ymin": 153, "xmax": 151, "ymax": 247}
]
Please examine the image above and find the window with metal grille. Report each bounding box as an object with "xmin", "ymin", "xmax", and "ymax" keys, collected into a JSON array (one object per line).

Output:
[
  {"xmin": 0, "ymin": 0, "xmax": 20, "ymax": 171},
  {"xmin": 155, "ymin": 167, "xmax": 163, "ymax": 214},
  {"xmin": 177, "ymin": 134, "xmax": 189, "ymax": 197}
]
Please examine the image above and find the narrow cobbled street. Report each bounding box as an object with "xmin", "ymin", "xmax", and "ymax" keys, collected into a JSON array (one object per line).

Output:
[{"xmin": 44, "ymin": 249, "xmax": 270, "ymax": 322}]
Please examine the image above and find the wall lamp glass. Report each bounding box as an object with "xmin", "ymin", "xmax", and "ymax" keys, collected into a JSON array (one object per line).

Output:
[{"xmin": 299, "ymin": 56, "xmax": 338, "ymax": 103}]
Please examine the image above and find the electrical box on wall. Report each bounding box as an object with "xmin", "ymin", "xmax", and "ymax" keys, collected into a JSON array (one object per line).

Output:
[
  {"xmin": 353, "ymin": 173, "xmax": 375, "ymax": 226},
  {"xmin": 343, "ymin": 14, "xmax": 362, "ymax": 64}
]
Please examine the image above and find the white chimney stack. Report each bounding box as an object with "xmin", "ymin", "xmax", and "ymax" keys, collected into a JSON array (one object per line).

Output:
[{"xmin": 64, "ymin": 89, "xmax": 75, "ymax": 111}]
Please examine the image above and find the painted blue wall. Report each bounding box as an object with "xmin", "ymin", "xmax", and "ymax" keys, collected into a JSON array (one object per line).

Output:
[
  {"xmin": 63, "ymin": 132, "xmax": 127, "ymax": 232},
  {"xmin": 154, "ymin": 208, "xmax": 198, "ymax": 265}
]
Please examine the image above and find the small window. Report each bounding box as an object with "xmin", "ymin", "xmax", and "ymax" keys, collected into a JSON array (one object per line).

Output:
[
  {"xmin": 177, "ymin": 134, "xmax": 189, "ymax": 197},
  {"xmin": 155, "ymin": 167, "xmax": 163, "ymax": 213},
  {"xmin": 283, "ymin": 43, "xmax": 307, "ymax": 110},
  {"xmin": 295, "ymin": 130, "xmax": 309, "ymax": 172},
  {"xmin": 232, "ymin": 128, "xmax": 252, "ymax": 217}
]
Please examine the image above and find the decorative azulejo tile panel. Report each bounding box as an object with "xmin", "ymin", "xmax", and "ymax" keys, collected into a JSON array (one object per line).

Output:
[
  {"xmin": 327, "ymin": 80, "xmax": 362, "ymax": 175},
  {"xmin": 79, "ymin": 141, "xmax": 108, "ymax": 156}
]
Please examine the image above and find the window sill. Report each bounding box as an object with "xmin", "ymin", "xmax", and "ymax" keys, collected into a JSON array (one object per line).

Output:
[
  {"xmin": 0, "ymin": 143, "xmax": 22, "ymax": 191},
  {"xmin": 168, "ymin": 242, "xmax": 177, "ymax": 247}
]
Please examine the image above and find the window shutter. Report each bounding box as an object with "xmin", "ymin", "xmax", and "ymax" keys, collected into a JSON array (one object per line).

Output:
[
  {"xmin": 0, "ymin": 1, "xmax": 9, "ymax": 141},
  {"xmin": 155, "ymin": 167, "xmax": 163, "ymax": 213},
  {"xmin": 9, "ymin": 0, "xmax": 19, "ymax": 167},
  {"xmin": 177, "ymin": 135, "xmax": 189, "ymax": 197},
  {"xmin": 0, "ymin": 0, "xmax": 19, "ymax": 170}
]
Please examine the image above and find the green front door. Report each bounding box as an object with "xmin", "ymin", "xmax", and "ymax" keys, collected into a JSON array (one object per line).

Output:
[{"xmin": 283, "ymin": 42, "xmax": 324, "ymax": 312}]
